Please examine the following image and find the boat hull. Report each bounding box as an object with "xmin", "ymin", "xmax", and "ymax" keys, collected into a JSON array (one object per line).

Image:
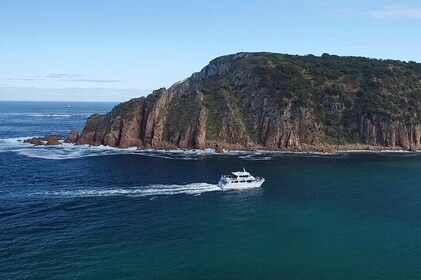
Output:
[{"xmin": 218, "ymin": 179, "xmax": 265, "ymax": 191}]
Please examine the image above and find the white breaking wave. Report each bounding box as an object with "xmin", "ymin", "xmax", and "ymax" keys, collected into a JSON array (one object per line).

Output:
[
  {"xmin": 1, "ymin": 113, "xmax": 72, "ymax": 117},
  {"xmin": 0, "ymin": 137, "xmax": 222, "ymax": 160},
  {"xmin": 3, "ymin": 136, "xmax": 414, "ymax": 161},
  {"xmin": 16, "ymin": 144, "xmax": 137, "ymax": 160},
  {"xmin": 0, "ymin": 136, "xmax": 38, "ymax": 152},
  {"xmin": 0, "ymin": 137, "xmax": 347, "ymax": 161},
  {"xmin": 36, "ymin": 183, "xmax": 222, "ymax": 198},
  {"xmin": 239, "ymin": 153, "xmax": 272, "ymax": 160},
  {"xmin": 32, "ymin": 113, "xmax": 71, "ymax": 117},
  {"xmin": 0, "ymin": 138, "xmax": 138, "ymax": 159}
]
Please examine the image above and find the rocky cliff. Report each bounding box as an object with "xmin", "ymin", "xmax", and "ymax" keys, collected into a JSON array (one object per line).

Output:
[{"xmin": 69, "ymin": 52, "xmax": 421, "ymax": 152}]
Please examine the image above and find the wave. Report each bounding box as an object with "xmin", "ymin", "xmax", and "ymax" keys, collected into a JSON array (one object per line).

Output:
[
  {"xmin": 239, "ymin": 153, "xmax": 272, "ymax": 160},
  {"xmin": 0, "ymin": 138, "xmax": 138, "ymax": 159},
  {"xmin": 32, "ymin": 183, "xmax": 222, "ymax": 198},
  {"xmin": 1, "ymin": 137, "xmax": 419, "ymax": 161},
  {"xmin": 12, "ymin": 145, "xmax": 212, "ymax": 160},
  {"xmin": 0, "ymin": 137, "xmax": 38, "ymax": 152},
  {"xmin": 336, "ymin": 149, "xmax": 412, "ymax": 154},
  {"xmin": 0, "ymin": 138, "xmax": 219, "ymax": 160},
  {"xmin": 33, "ymin": 113, "xmax": 71, "ymax": 117},
  {"xmin": 15, "ymin": 144, "xmax": 137, "ymax": 160},
  {"xmin": 1, "ymin": 112, "xmax": 95, "ymax": 118},
  {"xmin": 4, "ymin": 143, "xmax": 271, "ymax": 161}
]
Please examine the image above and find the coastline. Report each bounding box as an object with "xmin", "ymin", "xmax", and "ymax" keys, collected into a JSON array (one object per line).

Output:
[
  {"xmin": 134, "ymin": 140, "xmax": 418, "ymax": 155},
  {"xmin": 5, "ymin": 137, "xmax": 419, "ymax": 158}
]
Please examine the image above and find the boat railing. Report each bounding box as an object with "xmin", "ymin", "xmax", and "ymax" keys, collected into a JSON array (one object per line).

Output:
[{"xmin": 221, "ymin": 175, "xmax": 236, "ymax": 179}]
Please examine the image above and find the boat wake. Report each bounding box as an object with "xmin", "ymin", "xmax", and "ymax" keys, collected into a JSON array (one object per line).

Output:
[{"xmin": 20, "ymin": 183, "xmax": 222, "ymax": 198}]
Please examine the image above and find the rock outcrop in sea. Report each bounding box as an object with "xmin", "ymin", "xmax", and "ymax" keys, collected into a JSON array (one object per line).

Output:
[
  {"xmin": 24, "ymin": 135, "xmax": 65, "ymax": 146},
  {"xmin": 62, "ymin": 52, "xmax": 421, "ymax": 152}
]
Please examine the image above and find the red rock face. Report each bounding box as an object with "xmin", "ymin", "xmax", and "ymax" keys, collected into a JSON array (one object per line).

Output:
[
  {"xmin": 24, "ymin": 138, "xmax": 45, "ymax": 146},
  {"xmin": 65, "ymin": 129, "xmax": 79, "ymax": 143},
  {"xmin": 360, "ymin": 117, "xmax": 421, "ymax": 150},
  {"xmin": 69, "ymin": 52, "xmax": 421, "ymax": 152},
  {"xmin": 24, "ymin": 135, "xmax": 65, "ymax": 146}
]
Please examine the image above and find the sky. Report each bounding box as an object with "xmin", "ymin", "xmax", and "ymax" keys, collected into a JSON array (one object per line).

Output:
[{"xmin": 1, "ymin": 0, "xmax": 421, "ymax": 101}]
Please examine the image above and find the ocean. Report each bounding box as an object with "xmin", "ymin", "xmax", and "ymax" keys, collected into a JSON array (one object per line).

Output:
[{"xmin": 0, "ymin": 101, "xmax": 420, "ymax": 279}]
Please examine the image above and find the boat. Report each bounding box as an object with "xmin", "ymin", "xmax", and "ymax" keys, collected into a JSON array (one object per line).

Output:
[{"xmin": 218, "ymin": 168, "xmax": 265, "ymax": 190}]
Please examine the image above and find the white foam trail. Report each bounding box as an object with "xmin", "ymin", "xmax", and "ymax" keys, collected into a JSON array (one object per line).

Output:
[
  {"xmin": 337, "ymin": 149, "xmax": 412, "ymax": 153},
  {"xmin": 32, "ymin": 114, "xmax": 71, "ymax": 117},
  {"xmin": 3, "ymin": 136, "xmax": 418, "ymax": 160},
  {"xmin": 36, "ymin": 183, "xmax": 222, "ymax": 198},
  {"xmin": 17, "ymin": 148, "xmax": 90, "ymax": 160},
  {"xmin": 15, "ymin": 144, "xmax": 136, "ymax": 160},
  {"xmin": 239, "ymin": 153, "xmax": 272, "ymax": 160},
  {"xmin": 0, "ymin": 138, "xmax": 220, "ymax": 160},
  {"xmin": 1, "ymin": 113, "xmax": 71, "ymax": 117},
  {"xmin": 0, "ymin": 138, "xmax": 138, "ymax": 159},
  {"xmin": 0, "ymin": 136, "xmax": 37, "ymax": 152}
]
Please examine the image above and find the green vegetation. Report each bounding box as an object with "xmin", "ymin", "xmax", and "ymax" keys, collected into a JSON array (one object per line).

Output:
[
  {"xmin": 111, "ymin": 97, "xmax": 142, "ymax": 119},
  {"xmin": 202, "ymin": 79, "xmax": 232, "ymax": 140},
  {"xmin": 241, "ymin": 52, "xmax": 421, "ymax": 143},
  {"xmin": 82, "ymin": 52, "xmax": 421, "ymax": 148},
  {"xmin": 165, "ymin": 93, "xmax": 201, "ymax": 138}
]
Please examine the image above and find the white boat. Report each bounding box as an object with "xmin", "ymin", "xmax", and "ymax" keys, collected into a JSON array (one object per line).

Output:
[{"xmin": 218, "ymin": 168, "xmax": 265, "ymax": 190}]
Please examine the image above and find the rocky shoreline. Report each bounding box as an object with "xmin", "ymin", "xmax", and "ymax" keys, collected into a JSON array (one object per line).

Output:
[
  {"xmin": 23, "ymin": 135, "xmax": 65, "ymax": 146},
  {"xmin": 23, "ymin": 132, "xmax": 418, "ymax": 154}
]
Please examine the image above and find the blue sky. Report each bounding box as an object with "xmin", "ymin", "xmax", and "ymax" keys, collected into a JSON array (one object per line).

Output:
[{"xmin": 1, "ymin": 0, "xmax": 421, "ymax": 101}]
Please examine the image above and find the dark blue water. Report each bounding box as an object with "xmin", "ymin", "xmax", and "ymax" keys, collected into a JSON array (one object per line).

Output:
[
  {"xmin": 0, "ymin": 101, "xmax": 420, "ymax": 279},
  {"xmin": 0, "ymin": 101, "xmax": 116, "ymax": 138}
]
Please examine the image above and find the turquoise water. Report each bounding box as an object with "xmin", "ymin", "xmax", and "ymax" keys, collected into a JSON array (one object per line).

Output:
[{"xmin": 0, "ymin": 102, "xmax": 420, "ymax": 279}]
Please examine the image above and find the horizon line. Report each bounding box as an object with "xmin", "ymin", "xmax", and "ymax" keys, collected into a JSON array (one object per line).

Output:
[{"xmin": 0, "ymin": 99, "xmax": 121, "ymax": 103}]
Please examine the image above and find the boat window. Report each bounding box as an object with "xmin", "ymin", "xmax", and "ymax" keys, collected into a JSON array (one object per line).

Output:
[
  {"xmin": 247, "ymin": 180, "xmax": 252, "ymax": 183},
  {"xmin": 240, "ymin": 180, "xmax": 245, "ymax": 183},
  {"xmin": 240, "ymin": 175, "xmax": 248, "ymax": 178},
  {"xmin": 233, "ymin": 181, "xmax": 238, "ymax": 183}
]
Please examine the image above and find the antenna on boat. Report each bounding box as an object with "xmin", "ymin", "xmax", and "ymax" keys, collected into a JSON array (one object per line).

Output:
[{"xmin": 239, "ymin": 158, "xmax": 246, "ymax": 172}]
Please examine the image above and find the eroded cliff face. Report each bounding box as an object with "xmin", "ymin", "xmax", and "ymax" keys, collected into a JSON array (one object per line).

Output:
[
  {"xmin": 69, "ymin": 52, "xmax": 421, "ymax": 151},
  {"xmin": 360, "ymin": 117, "xmax": 421, "ymax": 151},
  {"xmin": 77, "ymin": 98, "xmax": 143, "ymax": 147}
]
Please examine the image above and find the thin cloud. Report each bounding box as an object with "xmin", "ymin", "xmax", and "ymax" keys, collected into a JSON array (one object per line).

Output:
[
  {"xmin": 0, "ymin": 87, "xmax": 152, "ymax": 102},
  {"xmin": 62, "ymin": 79, "xmax": 122, "ymax": 83},
  {"xmin": 7, "ymin": 78, "xmax": 45, "ymax": 81},
  {"xmin": 45, "ymin": 73, "xmax": 81, "ymax": 79},
  {"xmin": 371, "ymin": 5, "xmax": 421, "ymax": 19},
  {"xmin": 3, "ymin": 74, "xmax": 121, "ymax": 83}
]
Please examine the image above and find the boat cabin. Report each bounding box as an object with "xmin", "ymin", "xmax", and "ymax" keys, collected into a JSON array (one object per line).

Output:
[{"xmin": 221, "ymin": 170, "xmax": 255, "ymax": 184}]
